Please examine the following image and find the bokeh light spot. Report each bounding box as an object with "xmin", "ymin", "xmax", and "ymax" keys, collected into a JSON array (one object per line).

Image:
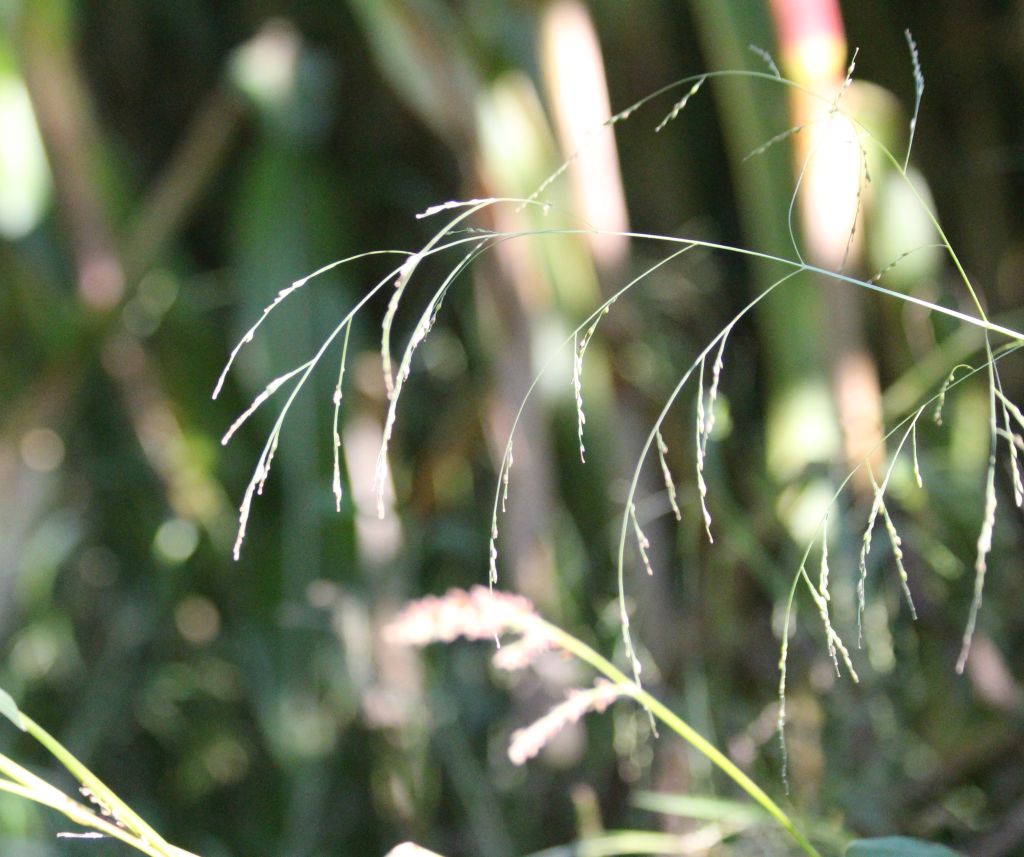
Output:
[
  {"xmin": 154, "ymin": 518, "xmax": 200, "ymax": 565},
  {"xmin": 19, "ymin": 428, "xmax": 65, "ymax": 473},
  {"xmin": 175, "ymin": 596, "xmax": 220, "ymax": 645}
]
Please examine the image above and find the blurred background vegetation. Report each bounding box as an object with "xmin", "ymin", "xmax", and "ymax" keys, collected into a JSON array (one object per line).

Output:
[{"xmin": 1, "ymin": 0, "xmax": 1023, "ymax": 855}]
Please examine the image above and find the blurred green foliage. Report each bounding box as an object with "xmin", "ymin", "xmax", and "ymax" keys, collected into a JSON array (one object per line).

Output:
[{"xmin": 1, "ymin": 1, "xmax": 1023, "ymax": 855}]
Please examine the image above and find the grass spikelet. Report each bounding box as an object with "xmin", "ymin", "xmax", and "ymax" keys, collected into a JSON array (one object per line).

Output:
[
  {"xmin": 374, "ymin": 435, "xmax": 394, "ymax": 521},
  {"xmin": 911, "ymin": 419, "xmax": 923, "ymax": 488},
  {"xmin": 702, "ymin": 331, "xmax": 728, "ymax": 458},
  {"xmin": 803, "ymin": 563, "xmax": 857, "ymax": 680},
  {"xmin": 655, "ymin": 77, "xmax": 705, "ymax": 133},
  {"xmin": 523, "ymin": 95, "xmax": 643, "ymax": 208},
  {"xmin": 220, "ymin": 364, "xmax": 307, "ymax": 446},
  {"xmin": 695, "ymin": 464, "xmax": 712, "ymax": 544},
  {"xmin": 619, "ymin": 607, "xmax": 641, "ymax": 681},
  {"xmin": 629, "ymin": 503, "xmax": 654, "ymax": 576},
  {"xmin": 838, "ymin": 130, "xmax": 872, "ymax": 273},
  {"xmin": 867, "ymin": 249, "xmax": 917, "ymax": 285},
  {"xmin": 995, "ymin": 389, "xmax": 1024, "ymax": 505},
  {"xmin": 381, "ymin": 257, "xmax": 418, "ymax": 399},
  {"xmin": 507, "ymin": 681, "xmax": 623, "ymax": 766},
  {"xmin": 656, "ymin": 430, "xmax": 681, "ymax": 521},
  {"xmin": 996, "ymin": 387, "xmax": 1024, "ymax": 432},
  {"xmin": 839, "ymin": 48, "xmax": 859, "ymax": 101},
  {"xmin": 258, "ymin": 434, "xmax": 279, "ymax": 496},
  {"xmin": 879, "ymin": 502, "xmax": 916, "ymax": 618},
  {"xmin": 487, "ymin": 442, "xmax": 514, "ymax": 587},
  {"xmin": 502, "ymin": 449, "xmax": 513, "ymax": 513},
  {"xmin": 573, "ymin": 331, "xmax": 586, "ymax": 462},
  {"xmin": 331, "ymin": 320, "xmax": 353, "ymax": 513},
  {"xmin": 748, "ymin": 43, "xmax": 781, "ymax": 78},
  {"xmin": 696, "ymin": 357, "xmax": 705, "ymax": 448},
  {"xmin": 1000, "ymin": 405, "xmax": 1024, "ymax": 508},
  {"xmin": 957, "ymin": 459, "xmax": 997, "ymax": 673},
  {"xmin": 1006, "ymin": 433, "xmax": 1023, "ymax": 506},
  {"xmin": 828, "ymin": 622, "xmax": 857, "ymax": 682},
  {"xmin": 776, "ymin": 641, "xmax": 790, "ymax": 794},
  {"xmin": 743, "ymin": 123, "xmax": 806, "ymax": 163},
  {"xmin": 857, "ymin": 474, "xmax": 884, "ymax": 644},
  {"xmin": 573, "ymin": 306, "xmax": 611, "ymax": 463},
  {"xmin": 934, "ymin": 364, "xmax": 972, "ymax": 425},
  {"xmin": 694, "ymin": 357, "xmax": 714, "ymax": 543},
  {"xmin": 416, "ymin": 197, "xmax": 499, "ymax": 219},
  {"xmin": 903, "ymin": 29, "xmax": 925, "ymax": 171},
  {"xmin": 212, "ymin": 287, "xmax": 310, "ymax": 400},
  {"xmin": 233, "ymin": 431, "xmax": 281, "ymax": 561},
  {"xmin": 488, "ymin": 522, "xmax": 500, "ymax": 586},
  {"xmin": 818, "ymin": 517, "xmax": 831, "ymax": 602}
]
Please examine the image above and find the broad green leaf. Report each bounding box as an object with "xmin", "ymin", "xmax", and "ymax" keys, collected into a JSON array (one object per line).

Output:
[
  {"xmin": 846, "ymin": 837, "xmax": 962, "ymax": 857},
  {"xmin": 0, "ymin": 687, "xmax": 25, "ymax": 731}
]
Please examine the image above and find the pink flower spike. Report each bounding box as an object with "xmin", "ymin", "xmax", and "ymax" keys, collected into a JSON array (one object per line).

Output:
[
  {"xmin": 508, "ymin": 680, "xmax": 624, "ymax": 766},
  {"xmin": 383, "ymin": 586, "xmax": 542, "ymax": 647}
]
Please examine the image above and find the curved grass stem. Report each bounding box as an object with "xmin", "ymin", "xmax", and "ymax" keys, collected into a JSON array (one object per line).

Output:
[{"xmin": 537, "ymin": 621, "xmax": 821, "ymax": 857}]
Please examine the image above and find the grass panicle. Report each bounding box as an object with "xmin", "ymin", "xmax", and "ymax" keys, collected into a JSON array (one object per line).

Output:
[{"xmin": 215, "ymin": 48, "xmax": 1024, "ymax": 855}]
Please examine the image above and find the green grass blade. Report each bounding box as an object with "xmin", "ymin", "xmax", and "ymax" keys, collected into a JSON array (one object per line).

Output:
[{"xmin": 20, "ymin": 714, "xmax": 176, "ymax": 852}]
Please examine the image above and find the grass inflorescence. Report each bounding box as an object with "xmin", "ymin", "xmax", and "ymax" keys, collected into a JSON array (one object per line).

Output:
[{"xmin": 215, "ymin": 35, "xmax": 1024, "ymax": 854}]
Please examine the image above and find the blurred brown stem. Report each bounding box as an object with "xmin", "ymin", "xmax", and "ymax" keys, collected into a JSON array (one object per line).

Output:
[
  {"xmin": 17, "ymin": 0, "xmax": 125, "ymax": 312},
  {"xmin": 126, "ymin": 84, "xmax": 248, "ymax": 277}
]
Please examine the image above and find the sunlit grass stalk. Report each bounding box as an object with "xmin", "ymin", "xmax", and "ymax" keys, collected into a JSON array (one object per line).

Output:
[
  {"xmin": 386, "ymin": 588, "xmax": 820, "ymax": 856},
  {"xmin": 540, "ymin": 624, "xmax": 820, "ymax": 856},
  {"xmin": 0, "ymin": 693, "xmax": 198, "ymax": 857}
]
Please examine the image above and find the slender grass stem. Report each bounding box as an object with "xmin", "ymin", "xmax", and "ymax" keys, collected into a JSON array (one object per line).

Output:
[
  {"xmin": 0, "ymin": 719, "xmax": 201, "ymax": 857},
  {"xmin": 536, "ymin": 621, "xmax": 821, "ymax": 857}
]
